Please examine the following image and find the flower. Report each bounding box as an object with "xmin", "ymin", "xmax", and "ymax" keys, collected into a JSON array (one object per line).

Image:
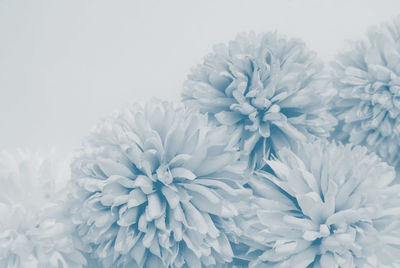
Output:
[
  {"xmin": 243, "ymin": 140, "xmax": 400, "ymax": 267},
  {"xmin": 0, "ymin": 150, "xmax": 86, "ymax": 268},
  {"xmin": 68, "ymin": 100, "xmax": 251, "ymax": 267},
  {"xmin": 182, "ymin": 32, "xmax": 337, "ymax": 170},
  {"xmin": 331, "ymin": 16, "xmax": 400, "ymax": 171}
]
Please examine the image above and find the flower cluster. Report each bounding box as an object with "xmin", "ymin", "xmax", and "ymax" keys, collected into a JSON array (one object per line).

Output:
[
  {"xmin": 182, "ymin": 32, "xmax": 337, "ymax": 170},
  {"xmin": 68, "ymin": 100, "xmax": 251, "ymax": 267},
  {"xmin": 3, "ymin": 21, "xmax": 400, "ymax": 268},
  {"xmin": 331, "ymin": 16, "xmax": 400, "ymax": 171},
  {"xmin": 0, "ymin": 150, "xmax": 86, "ymax": 268}
]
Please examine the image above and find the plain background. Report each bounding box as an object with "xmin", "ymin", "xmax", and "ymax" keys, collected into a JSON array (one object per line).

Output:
[{"xmin": 1, "ymin": 0, "xmax": 400, "ymax": 154}]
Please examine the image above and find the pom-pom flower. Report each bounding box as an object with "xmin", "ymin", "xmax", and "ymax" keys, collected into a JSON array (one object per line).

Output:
[
  {"xmin": 68, "ymin": 100, "xmax": 251, "ymax": 267},
  {"xmin": 182, "ymin": 32, "xmax": 337, "ymax": 170},
  {"xmin": 0, "ymin": 150, "xmax": 86, "ymax": 268},
  {"xmin": 331, "ymin": 17, "xmax": 400, "ymax": 171},
  {"xmin": 243, "ymin": 141, "xmax": 400, "ymax": 267}
]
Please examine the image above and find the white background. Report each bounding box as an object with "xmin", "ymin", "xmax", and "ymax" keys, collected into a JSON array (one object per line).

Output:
[{"xmin": 1, "ymin": 0, "xmax": 400, "ymax": 154}]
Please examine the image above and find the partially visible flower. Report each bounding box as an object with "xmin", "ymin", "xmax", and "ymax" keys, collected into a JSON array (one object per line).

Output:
[
  {"xmin": 0, "ymin": 150, "xmax": 86, "ymax": 268},
  {"xmin": 182, "ymin": 32, "xmax": 337, "ymax": 170},
  {"xmin": 68, "ymin": 100, "xmax": 251, "ymax": 267},
  {"xmin": 331, "ymin": 16, "xmax": 400, "ymax": 171},
  {"xmin": 242, "ymin": 141, "xmax": 400, "ymax": 267}
]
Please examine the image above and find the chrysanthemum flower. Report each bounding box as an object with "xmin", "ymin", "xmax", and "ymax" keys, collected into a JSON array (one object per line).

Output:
[
  {"xmin": 68, "ymin": 100, "xmax": 251, "ymax": 267},
  {"xmin": 0, "ymin": 150, "xmax": 86, "ymax": 268},
  {"xmin": 182, "ymin": 32, "xmax": 337, "ymax": 170},
  {"xmin": 243, "ymin": 141, "xmax": 400, "ymax": 267},
  {"xmin": 331, "ymin": 17, "xmax": 400, "ymax": 171}
]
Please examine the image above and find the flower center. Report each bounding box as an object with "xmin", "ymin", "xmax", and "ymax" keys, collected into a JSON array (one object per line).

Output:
[{"xmin": 155, "ymin": 164, "xmax": 173, "ymax": 185}]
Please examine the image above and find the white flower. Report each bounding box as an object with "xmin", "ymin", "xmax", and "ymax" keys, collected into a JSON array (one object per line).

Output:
[
  {"xmin": 183, "ymin": 32, "xmax": 337, "ymax": 170},
  {"xmin": 68, "ymin": 100, "xmax": 251, "ymax": 267},
  {"xmin": 331, "ymin": 16, "xmax": 400, "ymax": 171},
  {"xmin": 0, "ymin": 150, "xmax": 86, "ymax": 268},
  {"xmin": 243, "ymin": 141, "xmax": 400, "ymax": 267}
]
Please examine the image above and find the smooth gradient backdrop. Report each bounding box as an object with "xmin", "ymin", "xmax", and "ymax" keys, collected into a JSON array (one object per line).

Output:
[{"xmin": 1, "ymin": 0, "xmax": 400, "ymax": 154}]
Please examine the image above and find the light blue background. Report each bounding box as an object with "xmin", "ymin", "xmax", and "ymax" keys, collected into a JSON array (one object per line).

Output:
[{"xmin": 1, "ymin": 0, "xmax": 399, "ymax": 153}]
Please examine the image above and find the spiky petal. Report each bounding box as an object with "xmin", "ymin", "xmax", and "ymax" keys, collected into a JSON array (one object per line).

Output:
[
  {"xmin": 243, "ymin": 141, "xmax": 400, "ymax": 267},
  {"xmin": 182, "ymin": 32, "xmax": 337, "ymax": 170},
  {"xmin": 68, "ymin": 100, "xmax": 251, "ymax": 267},
  {"xmin": 0, "ymin": 150, "xmax": 86, "ymax": 268},
  {"xmin": 331, "ymin": 16, "xmax": 400, "ymax": 172}
]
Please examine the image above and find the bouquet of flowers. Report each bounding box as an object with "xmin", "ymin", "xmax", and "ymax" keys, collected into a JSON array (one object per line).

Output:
[{"xmin": 1, "ymin": 18, "xmax": 400, "ymax": 268}]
